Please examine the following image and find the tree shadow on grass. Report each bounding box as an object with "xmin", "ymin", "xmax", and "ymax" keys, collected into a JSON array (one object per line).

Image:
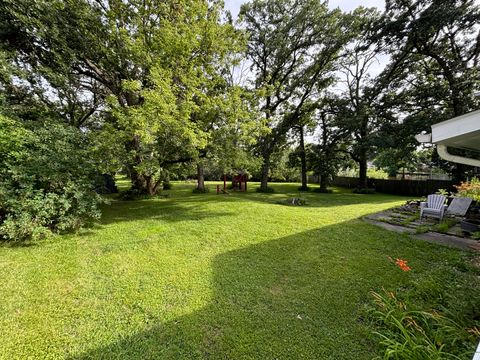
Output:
[
  {"xmin": 98, "ymin": 190, "xmax": 406, "ymax": 229},
  {"xmin": 66, "ymin": 220, "xmax": 442, "ymax": 360},
  {"xmin": 0, "ymin": 198, "xmax": 235, "ymax": 248},
  {"xmin": 99, "ymin": 198, "xmax": 237, "ymax": 226},
  {"xmin": 223, "ymin": 191, "xmax": 409, "ymax": 210}
]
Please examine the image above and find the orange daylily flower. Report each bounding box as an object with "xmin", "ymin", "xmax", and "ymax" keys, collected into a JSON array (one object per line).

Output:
[{"xmin": 395, "ymin": 258, "xmax": 411, "ymax": 272}]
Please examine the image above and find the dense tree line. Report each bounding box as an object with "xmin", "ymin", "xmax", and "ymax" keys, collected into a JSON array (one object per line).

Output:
[{"xmin": 1, "ymin": 0, "xmax": 479, "ymax": 240}]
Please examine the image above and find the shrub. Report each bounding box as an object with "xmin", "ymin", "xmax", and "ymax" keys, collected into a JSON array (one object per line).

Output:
[
  {"xmin": 455, "ymin": 178, "xmax": 480, "ymax": 202},
  {"xmin": 0, "ymin": 116, "xmax": 104, "ymax": 241},
  {"xmin": 162, "ymin": 181, "xmax": 172, "ymax": 190}
]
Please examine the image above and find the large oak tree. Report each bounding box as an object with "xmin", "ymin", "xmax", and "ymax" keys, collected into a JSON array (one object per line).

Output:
[{"xmin": 240, "ymin": 0, "xmax": 355, "ymax": 191}]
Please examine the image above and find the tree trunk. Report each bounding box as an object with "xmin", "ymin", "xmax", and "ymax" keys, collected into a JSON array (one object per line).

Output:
[
  {"xmin": 126, "ymin": 135, "xmax": 148, "ymax": 193},
  {"xmin": 260, "ymin": 154, "xmax": 270, "ymax": 192},
  {"xmin": 358, "ymin": 152, "xmax": 368, "ymax": 189},
  {"xmin": 197, "ymin": 163, "xmax": 205, "ymax": 191},
  {"xmin": 146, "ymin": 177, "xmax": 156, "ymax": 196},
  {"xmin": 299, "ymin": 126, "xmax": 308, "ymax": 190},
  {"xmin": 319, "ymin": 173, "xmax": 328, "ymax": 192},
  {"xmin": 130, "ymin": 169, "xmax": 146, "ymax": 192}
]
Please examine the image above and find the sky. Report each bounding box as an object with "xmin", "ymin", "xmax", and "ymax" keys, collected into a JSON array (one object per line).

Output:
[{"xmin": 224, "ymin": 0, "xmax": 385, "ymax": 18}]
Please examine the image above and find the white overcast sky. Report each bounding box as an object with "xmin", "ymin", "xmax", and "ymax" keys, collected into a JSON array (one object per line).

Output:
[{"xmin": 224, "ymin": 0, "xmax": 385, "ymax": 18}]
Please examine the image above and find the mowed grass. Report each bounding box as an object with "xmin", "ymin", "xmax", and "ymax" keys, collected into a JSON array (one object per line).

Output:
[{"xmin": 0, "ymin": 181, "xmax": 477, "ymax": 359}]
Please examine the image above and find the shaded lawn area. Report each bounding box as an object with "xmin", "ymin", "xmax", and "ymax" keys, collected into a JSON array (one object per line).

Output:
[{"xmin": 0, "ymin": 182, "xmax": 478, "ymax": 359}]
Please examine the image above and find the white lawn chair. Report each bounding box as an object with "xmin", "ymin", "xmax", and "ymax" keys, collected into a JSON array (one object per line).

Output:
[{"xmin": 420, "ymin": 194, "xmax": 448, "ymax": 221}]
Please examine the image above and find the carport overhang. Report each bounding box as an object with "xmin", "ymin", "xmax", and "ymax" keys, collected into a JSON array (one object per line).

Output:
[{"xmin": 415, "ymin": 109, "xmax": 480, "ymax": 167}]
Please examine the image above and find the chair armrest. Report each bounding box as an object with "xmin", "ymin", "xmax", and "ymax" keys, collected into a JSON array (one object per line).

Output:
[{"xmin": 441, "ymin": 204, "xmax": 448, "ymax": 215}]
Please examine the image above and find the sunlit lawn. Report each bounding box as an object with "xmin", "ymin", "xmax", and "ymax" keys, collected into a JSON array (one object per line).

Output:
[{"xmin": 0, "ymin": 181, "xmax": 477, "ymax": 359}]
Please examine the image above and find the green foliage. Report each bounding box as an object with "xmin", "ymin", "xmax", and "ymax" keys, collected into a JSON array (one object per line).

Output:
[
  {"xmin": 415, "ymin": 225, "xmax": 430, "ymax": 234},
  {"xmin": 368, "ymin": 255, "xmax": 480, "ymax": 360},
  {"xmin": 268, "ymin": 147, "xmax": 301, "ymax": 182},
  {"xmin": 240, "ymin": 0, "xmax": 356, "ymax": 190},
  {"xmin": 368, "ymin": 168, "xmax": 389, "ymax": 180},
  {"xmin": 0, "ymin": 115, "xmax": 103, "ymax": 241},
  {"xmin": 307, "ymin": 102, "xmax": 351, "ymax": 191},
  {"xmin": 1, "ymin": 0, "xmax": 253, "ymax": 195},
  {"xmin": 455, "ymin": 178, "xmax": 480, "ymax": 202},
  {"xmin": 376, "ymin": 0, "xmax": 480, "ymax": 182},
  {"xmin": 369, "ymin": 290, "xmax": 469, "ymax": 360},
  {"xmin": 435, "ymin": 222, "xmax": 449, "ymax": 234},
  {"xmin": 436, "ymin": 189, "xmax": 450, "ymax": 197}
]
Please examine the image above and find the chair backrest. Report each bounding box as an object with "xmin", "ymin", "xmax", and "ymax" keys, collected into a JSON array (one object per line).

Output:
[{"xmin": 427, "ymin": 194, "xmax": 446, "ymax": 209}]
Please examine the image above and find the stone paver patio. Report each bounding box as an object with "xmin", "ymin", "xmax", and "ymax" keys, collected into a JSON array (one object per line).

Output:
[{"xmin": 364, "ymin": 210, "xmax": 480, "ymax": 252}]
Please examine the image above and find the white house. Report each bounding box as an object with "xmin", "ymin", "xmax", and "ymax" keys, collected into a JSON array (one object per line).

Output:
[
  {"xmin": 416, "ymin": 109, "xmax": 480, "ymax": 168},
  {"xmin": 416, "ymin": 110, "xmax": 480, "ymax": 360}
]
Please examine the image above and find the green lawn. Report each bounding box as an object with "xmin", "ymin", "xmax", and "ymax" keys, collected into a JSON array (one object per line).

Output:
[{"xmin": 0, "ymin": 182, "xmax": 477, "ymax": 359}]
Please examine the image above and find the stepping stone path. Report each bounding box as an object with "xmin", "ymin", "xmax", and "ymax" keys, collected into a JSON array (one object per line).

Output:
[{"xmin": 364, "ymin": 207, "xmax": 480, "ymax": 252}]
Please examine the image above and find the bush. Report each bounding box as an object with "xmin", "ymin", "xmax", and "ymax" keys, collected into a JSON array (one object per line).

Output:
[
  {"xmin": 353, "ymin": 187, "xmax": 376, "ymax": 194},
  {"xmin": 0, "ymin": 116, "xmax": 104, "ymax": 241},
  {"xmin": 455, "ymin": 178, "xmax": 480, "ymax": 202},
  {"xmin": 162, "ymin": 181, "xmax": 172, "ymax": 190}
]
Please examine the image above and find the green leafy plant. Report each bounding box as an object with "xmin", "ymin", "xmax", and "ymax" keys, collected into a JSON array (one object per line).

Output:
[
  {"xmin": 455, "ymin": 178, "xmax": 480, "ymax": 202},
  {"xmin": 435, "ymin": 189, "xmax": 449, "ymax": 197},
  {"xmin": 416, "ymin": 225, "xmax": 430, "ymax": 234},
  {"xmin": 433, "ymin": 218, "xmax": 458, "ymax": 234},
  {"xmin": 0, "ymin": 116, "xmax": 104, "ymax": 241},
  {"xmin": 369, "ymin": 290, "xmax": 471, "ymax": 360}
]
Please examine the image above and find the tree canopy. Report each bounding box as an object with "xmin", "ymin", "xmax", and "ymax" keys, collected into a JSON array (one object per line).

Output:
[{"xmin": 1, "ymin": 0, "xmax": 479, "ymax": 240}]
